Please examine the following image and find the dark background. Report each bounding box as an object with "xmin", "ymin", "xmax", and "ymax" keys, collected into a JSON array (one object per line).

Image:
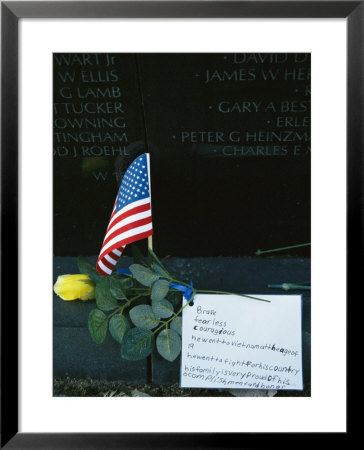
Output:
[
  {"xmin": 53, "ymin": 53, "xmax": 310, "ymax": 257},
  {"xmin": 53, "ymin": 54, "xmax": 311, "ymax": 389}
]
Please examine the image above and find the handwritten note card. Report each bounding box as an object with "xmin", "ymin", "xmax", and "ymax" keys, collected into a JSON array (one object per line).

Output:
[{"xmin": 180, "ymin": 294, "xmax": 303, "ymax": 390}]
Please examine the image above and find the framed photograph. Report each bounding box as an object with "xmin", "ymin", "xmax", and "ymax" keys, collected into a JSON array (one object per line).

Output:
[{"xmin": 1, "ymin": 1, "xmax": 355, "ymax": 447}]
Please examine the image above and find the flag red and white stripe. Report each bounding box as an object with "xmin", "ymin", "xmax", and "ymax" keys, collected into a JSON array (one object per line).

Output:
[{"xmin": 96, "ymin": 153, "xmax": 153, "ymax": 276}]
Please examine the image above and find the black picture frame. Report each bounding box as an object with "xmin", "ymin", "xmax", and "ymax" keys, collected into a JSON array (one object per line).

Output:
[{"xmin": 1, "ymin": 1, "xmax": 355, "ymax": 448}]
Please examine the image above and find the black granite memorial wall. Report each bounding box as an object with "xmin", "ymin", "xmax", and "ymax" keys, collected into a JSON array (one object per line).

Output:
[
  {"xmin": 54, "ymin": 53, "xmax": 310, "ymax": 258},
  {"xmin": 53, "ymin": 53, "xmax": 310, "ymax": 390}
]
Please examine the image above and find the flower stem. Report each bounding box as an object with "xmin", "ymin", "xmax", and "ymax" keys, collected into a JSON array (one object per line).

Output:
[
  {"xmin": 196, "ymin": 289, "xmax": 270, "ymax": 303},
  {"xmin": 255, "ymin": 243, "xmax": 310, "ymax": 255},
  {"xmin": 120, "ymin": 292, "xmax": 149, "ymax": 314},
  {"xmin": 168, "ymin": 277, "xmax": 270, "ymax": 303},
  {"xmin": 106, "ymin": 307, "xmax": 123, "ymax": 320},
  {"xmin": 152, "ymin": 289, "xmax": 196, "ymax": 335}
]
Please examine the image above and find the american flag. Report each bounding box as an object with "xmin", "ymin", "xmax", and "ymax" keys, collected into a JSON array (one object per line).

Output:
[{"xmin": 96, "ymin": 153, "xmax": 153, "ymax": 276}]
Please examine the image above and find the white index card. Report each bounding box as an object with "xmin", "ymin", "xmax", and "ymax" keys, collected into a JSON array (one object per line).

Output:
[{"xmin": 180, "ymin": 294, "xmax": 303, "ymax": 390}]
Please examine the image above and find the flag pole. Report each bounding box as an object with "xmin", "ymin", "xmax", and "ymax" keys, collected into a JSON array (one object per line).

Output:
[
  {"xmin": 147, "ymin": 153, "xmax": 153, "ymax": 252},
  {"xmin": 148, "ymin": 235, "xmax": 153, "ymax": 251}
]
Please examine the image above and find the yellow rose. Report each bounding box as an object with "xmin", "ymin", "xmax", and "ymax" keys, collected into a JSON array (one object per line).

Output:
[{"xmin": 53, "ymin": 274, "xmax": 96, "ymax": 301}]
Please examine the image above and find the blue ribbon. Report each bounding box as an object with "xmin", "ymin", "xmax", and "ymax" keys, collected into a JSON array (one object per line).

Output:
[
  {"xmin": 117, "ymin": 268, "xmax": 194, "ymax": 301},
  {"xmin": 169, "ymin": 281, "xmax": 194, "ymax": 301},
  {"xmin": 117, "ymin": 268, "xmax": 132, "ymax": 275}
]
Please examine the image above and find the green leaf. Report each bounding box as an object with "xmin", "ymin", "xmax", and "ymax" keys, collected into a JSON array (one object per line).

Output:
[
  {"xmin": 131, "ymin": 245, "xmax": 150, "ymax": 267},
  {"xmin": 109, "ymin": 277, "xmax": 128, "ymax": 300},
  {"xmin": 156, "ymin": 328, "xmax": 182, "ymax": 362},
  {"xmin": 170, "ymin": 316, "xmax": 182, "ymax": 336},
  {"xmin": 152, "ymin": 263, "xmax": 170, "ymax": 279},
  {"xmin": 116, "ymin": 276, "xmax": 135, "ymax": 295},
  {"xmin": 95, "ymin": 281, "xmax": 118, "ymax": 311},
  {"xmin": 151, "ymin": 279, "xmax": 170, "ymax": 302},
  {"xmin": 152, "ymin": 299, "xmax": 174, "ymax": 319},
  {"xmin": 129, "ymin": 305, "xmax": 160, "ymax": 329},
  {"xmin": 77, "ymin": 256, "xmax": 105, "ymax": 283},
  {"xmin": 121, "ymin": 327, "xmax": 154, "ymax": 361},
  {"xmin": 122, "ymin": 277, "xmax": 134, "ymax": 290},
  {"xmin": 148, "ymin": 249, "xmax": 172, "ymax": 278},
  {"xmin": 129, "ymin": 264, "xmax": 159, "ymax": 287},
  {"xmin": 88, "ymin": 309, "xmax": 107, "ymax": 344},
  {"xmin": 109, "ymin": 313, "xmax": 130, "ymax": 344}
]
